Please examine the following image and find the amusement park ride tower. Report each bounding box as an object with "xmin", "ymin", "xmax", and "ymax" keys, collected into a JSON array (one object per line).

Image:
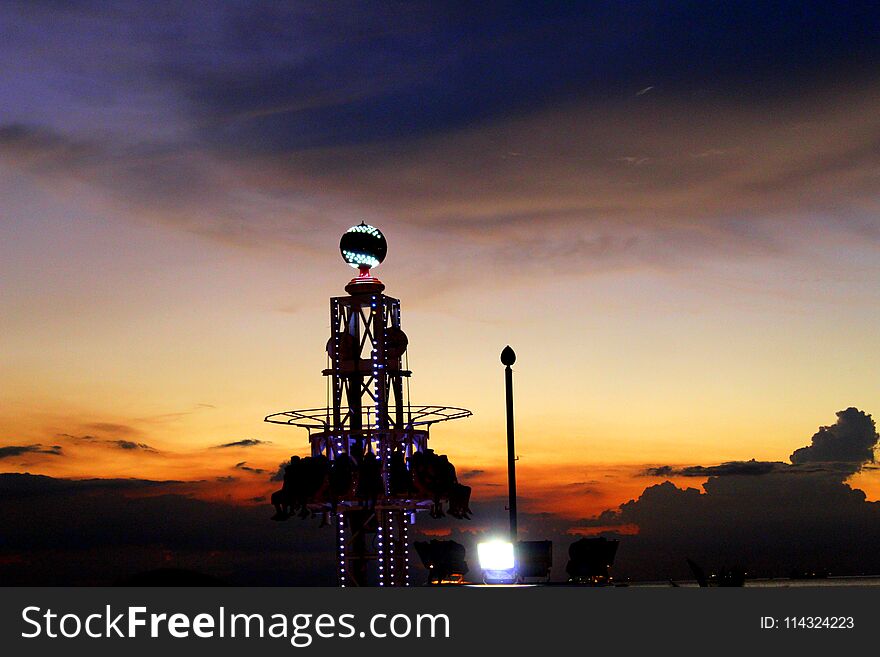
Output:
[{"xmin": 266, "ymin": 224, "xmax": 472, "ymax": 587}]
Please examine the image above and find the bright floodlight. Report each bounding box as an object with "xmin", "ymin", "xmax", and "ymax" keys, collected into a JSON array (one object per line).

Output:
[
  {"xmin": 477, "ymin": 540, "xmax": 517, "ymax": 583},
  {"xmin": 478, "ymin": 540, "xmax": 515, "ymax": 570},
  {"xmin": 339, "ymin": 222, "xmax": 387, "ymax": 270}
]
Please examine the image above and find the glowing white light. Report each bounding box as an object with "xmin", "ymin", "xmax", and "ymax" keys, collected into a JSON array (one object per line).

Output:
[
  {"xmin": 477, "ymin": 540, "xmax": 515, "ymax": 571},
  {"xmin": 346, "ymin": 224, "xmax": 382, "ymax": 238},
  {"xmin": 342, "ymin": 250, "xmax": 380, "ymax": 269}
]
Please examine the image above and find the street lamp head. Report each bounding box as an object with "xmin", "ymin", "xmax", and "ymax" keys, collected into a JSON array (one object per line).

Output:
[{"xmin": 500, "ymin": 345, "xmax": 516, "ymax": 367}]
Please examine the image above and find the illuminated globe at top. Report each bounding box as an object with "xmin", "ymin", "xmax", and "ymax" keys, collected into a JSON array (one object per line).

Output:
[{"xmin": 340, "ymin": 222, "xmax": 387, "ymax": 270}]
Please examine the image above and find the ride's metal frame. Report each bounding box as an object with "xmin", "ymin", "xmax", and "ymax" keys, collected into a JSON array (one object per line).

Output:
[{"xmin": 265, "ymin": 292, "xmax": 470, "ymax": 587}]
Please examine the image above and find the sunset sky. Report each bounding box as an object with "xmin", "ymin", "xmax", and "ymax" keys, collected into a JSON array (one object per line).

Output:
[{"xmin": 2, "ymin": 2, "xmax": 880, "ymax": 583}]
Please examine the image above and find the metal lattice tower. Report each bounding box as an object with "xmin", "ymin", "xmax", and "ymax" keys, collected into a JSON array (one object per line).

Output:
[{"xmin": 266, "ymin": 223, "xmax": 471, "ymax": 586}]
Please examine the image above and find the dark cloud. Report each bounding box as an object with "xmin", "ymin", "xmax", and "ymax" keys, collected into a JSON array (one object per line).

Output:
[
  {"xmin": 60, "ymin": 434, "xmax": 158, "ymax": 453},
  {"xmin": 270, "ymin": 461, "xmax": 287, "ymax": 482},
  {"xmin": 790, "ymin": 407, "xmax": 878, "ymax": 474},
  {"xmin": 458, "ymin": 469, "xmax": 486, "ymax": 479},
  {"xmin": 560, "ymin": 482, "xmax": 603, "ymax": 496},
  {"xmin": 234, "ymin": 461, "xmax": 266, "ymax": 475},
  {"xmin": 591, "ymin": 408, "xmax": 880, "ymax": 580},
  {"xmin": 112, "ymin": 440, "xmax": 157, "ymax": 452},
  {"xmin": 84, "ymin": 422, "xmax": 140, "ymax": 435},
  {"xmin": 644, "ymin": 460, "xmax": 786, "ymax": 478},
  {"xmin": 0, "ymin": 473, "xmax": 181, "ymax": 497},
  {"xmin": 213, "ymin": 439, "xmax": 270, "ymax": 449},
  {"xmin": 0, "ymin": 473, "xmax": 330, "ymax": 585},
  {"xmin": 0, "ymin": 444, "xmax": 63, "ymax": 459},
  {"xmin": 644, "ymin": 411, "xmax": 878, "ymax": 480},
  {"xmin": 590, "ymin": 474, "xmax": 880, "ymax": 580},
  {"xmin": 56, "ymin": 433, "xmax": 95, "ymax": 441}
]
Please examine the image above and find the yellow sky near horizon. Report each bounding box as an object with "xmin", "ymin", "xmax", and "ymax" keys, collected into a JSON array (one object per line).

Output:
[{"xmin": 3, "ymin": 190, "xmax": 879, "ymax": 516}]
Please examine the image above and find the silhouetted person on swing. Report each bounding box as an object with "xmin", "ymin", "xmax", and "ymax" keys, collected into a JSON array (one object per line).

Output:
[
  {"xmin": 389, "ymin": 450, "xmax": 411, "ymax": 495},
  {"xmin": 301, "ymin": 455, "xmax": 330, "ymax": 517},
  {"xmin": 357, "ymin": 451, "xmax": 382, "ymax": 510},
  {"xmin": 410, "ymin": 449, "xmax": 450, "ymax": 518},
  {"xmin": 448, "ymin": 483, "xmax": 472, "ymax": 519},
  {"xmin": 409, "ymin": 450, "xmax": 431, "ymax": 505},
  {"xmin": 329, "ymin": 454, "xmax": 353, "ymax": 512},
  {"xmin": 271, "ymin": 455, "xmax": 301, "ymax": 520}
]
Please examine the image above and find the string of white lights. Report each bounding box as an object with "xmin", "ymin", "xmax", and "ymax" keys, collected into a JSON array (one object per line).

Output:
[{"xmin": 337, "ymin": 512, "xmax": 346, "ymax": 587}]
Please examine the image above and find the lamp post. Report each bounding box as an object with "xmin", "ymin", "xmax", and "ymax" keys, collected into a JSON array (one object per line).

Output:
[{"xmin": 501, "ymin": 345, "xmax": 517, "ymax": 542}]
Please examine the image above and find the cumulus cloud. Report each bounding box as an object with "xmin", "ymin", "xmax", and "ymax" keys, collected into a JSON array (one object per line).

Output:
[
  {"xmin": 591, "ymin": 408, "xmax": 880, "ymax": 579},
  {"xmin": 790, "ymin": 407, "xmax": 877, "ymax": 473},
  {"xmin": 269, "ymin": 460, "xmax": 291, "ymax": 482},
  {"xmin": 644, "ymin": 410, "xmax": 878, "ymax": 480}
]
